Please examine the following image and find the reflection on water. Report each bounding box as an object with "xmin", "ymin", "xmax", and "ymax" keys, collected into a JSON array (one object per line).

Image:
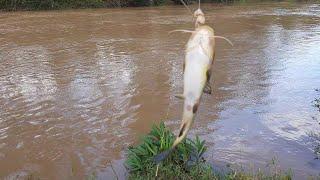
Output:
[{"xmin": 0, "ymin": 2, "xmax": 320, "ymax": 179}]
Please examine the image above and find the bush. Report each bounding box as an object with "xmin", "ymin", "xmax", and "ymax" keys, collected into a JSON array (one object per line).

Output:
[
  {"xmin": 127, "ymin": 0, "xmax": 166, "ymax": 6},
  {"xmin": 126, "ymin": 122, "xmax": 294, "ymax": 179},
  {"xmin": 0, "ymin": 0, "xmax": 169, "ymax": 10},
  {"xmin": 311, "ymin": 89, "xmax": 320, "ymax": 159},
  {"xmin": 0, "ymin": 0, "xmax": 106, "ymax": 10},
  {"xmin": 126, "ymin": 122, "xmax": 215, "ymax": 179},
  {"xmin": 314, "ymin": 89, "xmax": 320, "ymax": 112},
  {"xmin": 171, "ymin": 0, "xmax": 192, "ymax": 5}
]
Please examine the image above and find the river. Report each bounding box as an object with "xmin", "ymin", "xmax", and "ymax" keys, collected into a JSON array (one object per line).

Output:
[{"xmin": 0, "ymin": 2, "xmax": 320, "ymax": 179}]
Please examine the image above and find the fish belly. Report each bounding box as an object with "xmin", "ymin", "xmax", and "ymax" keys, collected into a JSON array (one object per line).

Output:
[{"xmin": 183, "ymin": 49, "xmax": 210, "ymax": 101}]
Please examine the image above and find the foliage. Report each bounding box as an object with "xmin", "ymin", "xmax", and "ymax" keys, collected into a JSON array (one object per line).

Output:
[
  {"xmin": 125, "ymin": 122, "xmax": 213, "ymax": 179},
  {"xmin": 0, "ymin": 0, "xmax": 169, "ymax": 10},
  {"xmin": 2, "ymin": 0, "xmax": 320, "ymax": 10},
  {"xmin": 126, "ymin": 122, "xmax": 293, "ymax": 179},
  {"xmin": 314, "ymin": 89, "xmax": 320, "ymax": 112},
  {"xmin": 171, "ymin": 0, "xmax": 192, "ymax": 5},
  {"xmin": 310, "ymin": 88, "xmax": 320, "ymax": 159},
  {"xmin": 310, "ymin": 131, "xmax": 320, "ymax": 159},
  {"xmin": 128, "ymin": 0, "xmax": 167, "ymax": 6},
  {"xmin": 0, "ymin": 0, "xmax": 105, "ymax": 10},
  {"xmin": 315, "ymin": 98, "xmax": 320, "ymax": 111}
]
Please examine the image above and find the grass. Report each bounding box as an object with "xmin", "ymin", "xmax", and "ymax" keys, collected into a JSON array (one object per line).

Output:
[
  {"xmin": 126, "ymin": 122, "xmax": 213, "ymax": 179},
  {"xmin": 126, "ymin": 122, "xmax": 293, "ymax": 180}
]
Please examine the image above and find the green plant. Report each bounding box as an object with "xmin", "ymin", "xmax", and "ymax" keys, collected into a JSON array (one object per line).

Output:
[
  {"xmin": 126, "ymin": 122, "xmax": 215, "ymax": 179},
  {"xmin": 125, "ymin": 122, "xmax": 294, "ymax": 179},
  {"xmin": 311, "ymin": 88, "xmax": 320, "ymax": 159},
  {"xmin": 314, "ymin": 98, "xmax": 320, "ymax": 112}
]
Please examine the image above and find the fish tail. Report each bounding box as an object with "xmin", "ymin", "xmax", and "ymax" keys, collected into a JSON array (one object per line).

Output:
[
  {"xmin": 153, "ymin": 148, "xmax": 175, "ymax": 164},
  {"xmin": 172, "ymin": 102, "xmax": 196, "ymax": 147},
  {"xmin": 153, "ymin": 107, "xmax": 194, "ymax": 164}
]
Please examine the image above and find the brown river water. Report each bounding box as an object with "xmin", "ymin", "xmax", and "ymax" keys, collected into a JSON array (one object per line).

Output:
[{"xmin": 1, "ymin": 2, "xmax": 320, "ymax": 179}]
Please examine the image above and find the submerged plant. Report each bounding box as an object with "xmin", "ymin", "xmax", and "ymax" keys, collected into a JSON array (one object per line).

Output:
[
  {"xmin": 311, "ymin": 89, "xmax": 320, "ymax": 159},
  {"xmin": 314, "ymin": 98, "xmax": 320, "ymax": 112}
]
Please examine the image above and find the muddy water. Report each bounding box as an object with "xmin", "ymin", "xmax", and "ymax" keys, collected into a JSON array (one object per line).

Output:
[{"xmin": 1, "ymin": 2, "xmax": 320, "ymax": 179}]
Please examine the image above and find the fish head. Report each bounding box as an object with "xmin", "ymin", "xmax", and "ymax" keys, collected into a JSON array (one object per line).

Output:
[
  {"xmin": 194, "ymin": 9, "xmax": 205, "ymax": 27},
  {"xmin": 194, "ymin": 8, "xmax": 204, "ymax": 17}
]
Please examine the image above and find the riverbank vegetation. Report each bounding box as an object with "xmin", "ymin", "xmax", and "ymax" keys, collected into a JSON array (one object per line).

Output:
[
  {"xmin": 126, "ymin": 122, "xmax": 293, "ymax": 179},
  {"xmin": 314, "ymin": 89, "xmax": 320, "ymax": 112},
  {"xmin": 3, "ymin": 0, "xmax": 315, "ymax": 11},
  {"xmin": 311, "ymin": 89, "xmax": 320, "ymax": 159},
  {"xmin": 0, "ymin": 0, "xmax": 178, "ymax": 11}
]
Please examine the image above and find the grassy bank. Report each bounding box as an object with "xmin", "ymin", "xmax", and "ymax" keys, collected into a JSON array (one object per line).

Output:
[{"xmin": 126, "ymin": 122, "xmax": 294, "ymax": 179}]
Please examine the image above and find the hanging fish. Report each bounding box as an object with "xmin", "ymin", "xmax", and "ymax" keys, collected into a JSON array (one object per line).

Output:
[{"xmin": 154, "ymin": 0, "xmax": 233, "ymax": 163}]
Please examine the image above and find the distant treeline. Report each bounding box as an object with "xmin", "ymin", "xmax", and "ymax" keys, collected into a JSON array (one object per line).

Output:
[
  {"xmin": 0, "ymin": 0, "xmax": 311, "ymax": 11},
  {"xmin": 0, "ymin": 0, "xmax": 193, "ymax": 10}
]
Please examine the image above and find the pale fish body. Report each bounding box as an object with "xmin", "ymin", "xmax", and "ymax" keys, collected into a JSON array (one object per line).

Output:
[
  {"xmin": 172, "ymin": 25, "xmax": 215, "ymax": 147},
  {"xmin": 153, "ymin": 25, "xmax": 216, "ymax": 164},
  {"xmin": 153, "ymin": 5, "xmax": 232, "ymax": 164}
]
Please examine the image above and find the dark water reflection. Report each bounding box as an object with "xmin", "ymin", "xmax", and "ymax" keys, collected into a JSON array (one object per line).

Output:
[{"xmin": 0, "ymin": 2, "xmax": 320, "ymax": 179}]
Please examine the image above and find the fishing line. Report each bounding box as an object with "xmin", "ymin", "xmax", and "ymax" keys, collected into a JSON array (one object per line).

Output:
[{"xmin": 179, "ymin": 0, "xmax": 193, "ymax": 16}]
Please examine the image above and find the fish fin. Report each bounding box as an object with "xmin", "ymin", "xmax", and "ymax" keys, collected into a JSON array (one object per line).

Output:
[
  {"xmin": 209, "ymin": 36, "xmax": 234, "ymax": 46},
  {"xmin": 203, "ymin": 84, "xmax": 212, "ymax": 94},
  {"xmin": 174, "ymin": 94, "xmax": 185, "ymax": 100},
  {"xmin": 153, "ymin": 148, "xmax": 174, "ymax": 164},
  {"xmin": 169, "ymin": 29, "xmax": 195, "ymax": 34}
]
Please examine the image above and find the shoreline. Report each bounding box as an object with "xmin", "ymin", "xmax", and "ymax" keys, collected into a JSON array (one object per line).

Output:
[{"xmin": 1, "ymin": 1, "xmax": 318, "ymax": 12}]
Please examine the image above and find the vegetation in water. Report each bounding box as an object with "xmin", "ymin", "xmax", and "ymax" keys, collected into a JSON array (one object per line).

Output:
[
  {"xmin": 310, "ymin": 131, "xmax": 320, "ymax": 159},
  {"xmin": 310, "ymin": 88, "xmax": 320, "ymax": 159},
  {"xmin": 314, "ymin": 89, "xmax": 320, "ymax": 112},
  {"xmin": 126, "ymin": 122, "xmax": 293, "ymax": 179}
]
